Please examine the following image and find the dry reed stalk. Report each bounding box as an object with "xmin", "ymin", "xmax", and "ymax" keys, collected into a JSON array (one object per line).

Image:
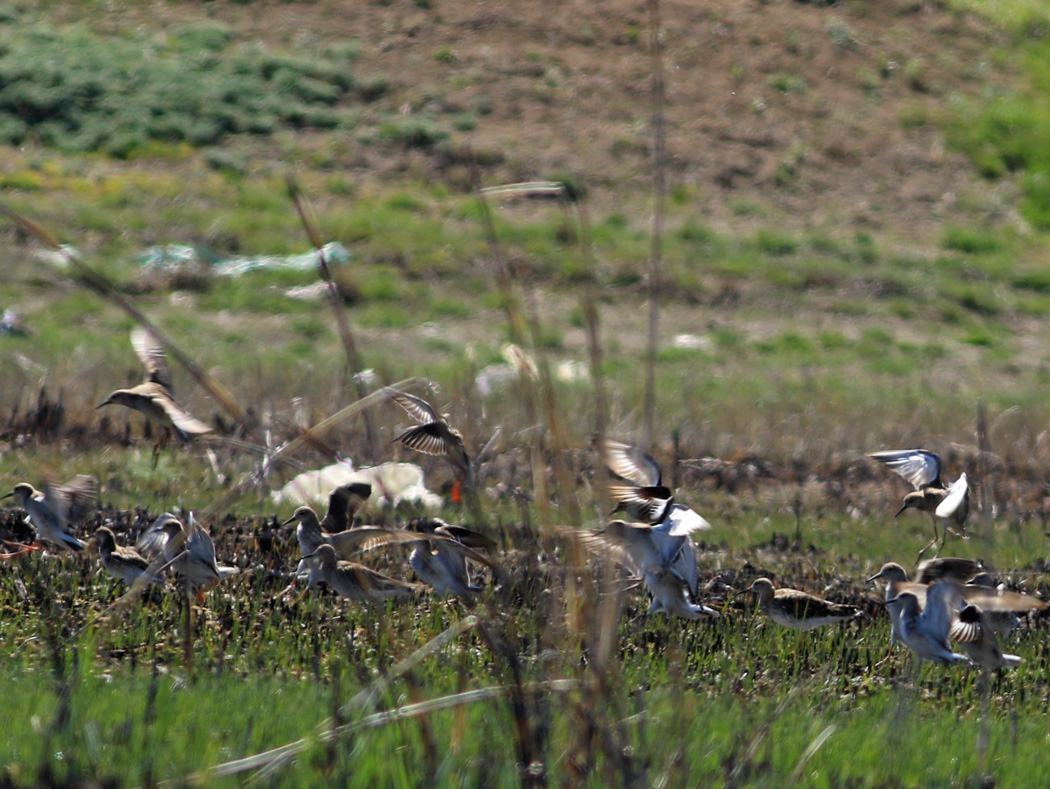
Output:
[
  {"xmin": 470, "ymin": 163, "xmax": 550, "ymax": 529},
  {"xmin": 643, "ymin": 0, "xmax": 667, "ymax": 449},
  {"xmin": 286, "ymin": 177, "xmax": 379, "ymax": 461}
]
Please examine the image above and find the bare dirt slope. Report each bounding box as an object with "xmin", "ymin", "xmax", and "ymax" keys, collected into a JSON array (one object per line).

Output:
[{"xmin": 55, "ymin": 0, "xmax": 1015, "ymax": 243}]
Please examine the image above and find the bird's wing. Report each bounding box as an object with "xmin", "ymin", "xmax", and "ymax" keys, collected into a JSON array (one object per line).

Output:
[
  {"xmin": 386, "ymin": 388, "xmax": 442, "ymax": 424},
  {"xmin": 131, "ymin": 326, "xmax": 174, "ymax": 393},
  {"xmin": 49, "ymin": 475, "xmax": 98, "ymax": 524},
  {"xmin": 395, "ymin": 423, "xmax": 459, "ymax": 457},
  {"xmin": 136, "ymin": 514, "xmax": 177, "ymax": 558},
  {"xmin": 570, "ymin": 520, "xmax": 661, "ymax": 577},
  {"xmin": 154, "ymin": 396, "xmax": 212, "ymax": 437},
  {"xmin": 923, "ymin": 582, "xmax": 964, "ymax": 641},
  {"xmin": 868, "ymin": 449, "xmax": 941, "ymax": 489},
  {"xmin": 607, "ymin": 484, "xmax": 672, "ymax": 524},
  {"xmin": 327, "ymin": 526, "xmax": 429, "ymax": 556},
  {"xmin": 433, "ymin": 524, "xmax": 498, "ymax": 551},
  {"xmin": 187, "ymin": 519, "xmax": 218, "ymax": 569},
  {"xmin": 663, "ymin": 503, "xmax": 712, "ymax": 537},
  {"xmin": 949, "ymin": 603, "xmax": 985, "ymax": 643},
  {"xmin": 324, "ymin": 482, "xmax": 373, "ymax": 531},
  {"xmin": 432, "ymin": 537, "xmax": 500, "ymax": 572},
  {"xmin": 935, "ymin": 473, "xmax": 968, "ymax": 521},
  {"xmin": 916, "ymin": 556, "xmax": 979, "ymax": 585},
  {"xmin": 595, "ymin": 437, "xmax": 662, "ymax": 487},
  {"xmin": 961, "ymin": 585, "xmax": 1047, "ymax": 612}
]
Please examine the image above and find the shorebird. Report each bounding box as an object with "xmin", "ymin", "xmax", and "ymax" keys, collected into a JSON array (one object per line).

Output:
[
  {"xmin": 137, "ymin": 513, "xmax": 237, "ymax": 598},
  {"xmin": 98, "ymin": 327, "xmax": 211, "ymax": 462},
  {"xmin": 566, "ymin": 520, "xmax": 719, "ymax": 620},
  {"xmin": 405, "ymin": 520, "xmax": 500, "ymax": 603},
  {"xmin": 302, "ymin": 543, "xmax": 422, "ymax": 602},
  {"xmin": 747, "ymin": 578, "xmax": 860, "ymax": 631},
  {"xmin": 2, "ymin": 476, "xmax": 97, "ymax": 553},
  {"xmin": 950, "ymin": 601, "xmax": 1022, "ymax": 669},
  {"xmin": 594, "ymin": 437, "xmax": 711, "ymax": 600},
  {"xmin": 886, "ymin": 584, "xmax": 969, "ymax": 666},
  {"xmin": 95, "ymin": 526, "xmax": 154, "ymax": 585},
  {"xmin": 868, "ymin": 561, "xmax": 1044, "ymax": 647},
  {"xmin": 868, "ymin": 449, "xmax": 969, "ymax": 561},
  {"xmin": 386, "ymin": 387, "xmax": 473, "ymax": 500}
]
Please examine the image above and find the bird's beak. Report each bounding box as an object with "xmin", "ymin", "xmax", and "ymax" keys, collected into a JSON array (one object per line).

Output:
[
  {"xmin": 866, "ymin": 571, "xmax": 883, "ymax": 583},
  {"xmin": 894, "ymin": 503, "xmax": 907, "ymax": 517},
  {"xmin": 96, "ymin": 398, "xmax": 111, "ymax": 409},
  {"xmin": 281, "ymin": 516, "xmax": 298, "ymax": 528},
  {"xmin": 1, "ymin": 491, "xmax": 13, "ymax": 500},
  {"xmin": 300, "ymin": 550, "xmax": 317, "ymax": 560}
]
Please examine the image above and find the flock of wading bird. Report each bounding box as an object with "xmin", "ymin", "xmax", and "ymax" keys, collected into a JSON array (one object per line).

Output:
[{"xmin": 1, "ymin": 328, "xmax": 1047, "ymax": 675}]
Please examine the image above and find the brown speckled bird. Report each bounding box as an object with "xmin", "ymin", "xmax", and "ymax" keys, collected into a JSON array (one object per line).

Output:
[
  {"xmin": 748, "ymin": 578, "xmax": 859, "ymax": 631},
  {"xmin": 98, "ymin": 328, "xmax": 211, "ymax": 456}
]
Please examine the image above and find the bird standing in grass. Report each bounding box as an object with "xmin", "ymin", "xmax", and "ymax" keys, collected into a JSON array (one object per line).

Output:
[
  {"xmin": 303, "ymin": 543, "xmax": 422, "ymax": 602},
  {"xmin": 868, "ymin": 449, "xmax": 969, "ymax": 562},
  {"xmin": 2, "ymin": 475, "xmax": 97, "ymax": 553},
  {"xmin": 98, "ymin": 327, "xmax": 211, "ymax": 464},
  {"xmin": 95, "ymin": 525, "xmax": 153, "ymax": 585},
  {"xmin": 747, "ymin": 578, "xmax": 860, "ymax": 631}
]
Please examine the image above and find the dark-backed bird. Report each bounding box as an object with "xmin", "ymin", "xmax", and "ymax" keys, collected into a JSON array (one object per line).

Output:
[
  {"xmin": 868, "ymin": 449, "xmax": 970, "ymax": 561},
  {"xmin": 748, "ymin": 578, "xmax": 859, "ymax": 631},
  {"xmin": 386, "ymin": 387, "xmax": 473, "ymax": 499}
]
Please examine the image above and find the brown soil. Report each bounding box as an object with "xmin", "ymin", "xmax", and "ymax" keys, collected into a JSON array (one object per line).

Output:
[{"xmin": 45, "ymin": 0, "xmax": 1016, "ymax": 244}]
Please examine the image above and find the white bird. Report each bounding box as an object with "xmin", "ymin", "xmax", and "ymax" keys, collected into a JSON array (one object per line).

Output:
[
  {"xmin": 886, "ymin": 583, "xmax": 968, "ymax": 666},
  {"xmin": 566, "ymin": 520, "xmax": 718, "ymax": 620},
  {"xmin": 3, "ymin": 476, "xmax": 97, "ymax": 553},
  {"xmin": 594, "ymin": 437, "xmax": 712, "ymax": 602}
]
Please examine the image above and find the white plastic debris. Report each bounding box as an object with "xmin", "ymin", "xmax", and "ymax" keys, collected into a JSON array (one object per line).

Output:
[{"xmin": 139, "ymin": 241, "xmax": 351, "ymax": 277}]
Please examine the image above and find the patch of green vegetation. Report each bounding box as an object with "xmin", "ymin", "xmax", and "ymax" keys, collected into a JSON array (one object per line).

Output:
[
  {"xmin": 0, "ymin": 20, "xmax": 365, "ymax": 156},
  {"xmin": 940, "ymin": 226, "xmax": 1001, "ymax": 254}
]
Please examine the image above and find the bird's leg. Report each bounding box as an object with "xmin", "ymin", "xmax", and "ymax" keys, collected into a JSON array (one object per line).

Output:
[
  {"xmin": 0, "ymin": 539, "xmax": 41, "ymax": 559},
  {"xmin": 151, "ymin": 427, "xmax": 173, "ymax": 469},
  {"xmin": 914, "ymin": 516, "xmax": 940, "ymax": 565}
]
